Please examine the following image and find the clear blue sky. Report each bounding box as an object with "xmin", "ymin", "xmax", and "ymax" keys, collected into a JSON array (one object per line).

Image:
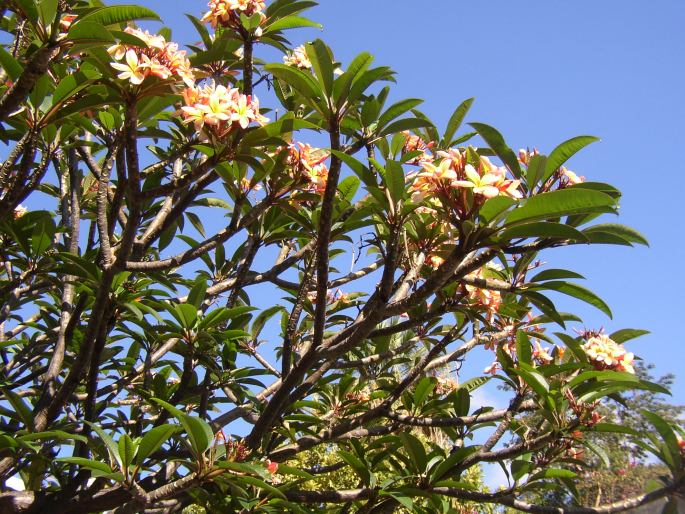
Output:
[{"xmin": 136, "ymin": 0, "xmax": 685, "ymax": 401}]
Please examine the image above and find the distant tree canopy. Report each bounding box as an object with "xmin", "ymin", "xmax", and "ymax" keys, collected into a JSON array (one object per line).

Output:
[{"xmin": 0, "ymin": 1, "xmax": 683, "ymax": 513}]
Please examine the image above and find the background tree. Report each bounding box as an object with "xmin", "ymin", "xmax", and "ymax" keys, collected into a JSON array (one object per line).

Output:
[{"xmin": 0, "ymin": 1, "xmax": 683, "ymax": 513}]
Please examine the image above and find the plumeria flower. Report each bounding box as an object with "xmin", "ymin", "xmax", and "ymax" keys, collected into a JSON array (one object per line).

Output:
[
  {"xmin": 436, "ymin": 148, "xmax": 465, "ymax": 171},
  {"xmin": 283, "ymin": 45, "xmax": 312, "ymax": 69},
  {"xmin": 532, "ymin": 341, "xmax": 554, "ymax": 364},
  {"xmin": 180, "ymin": 82, "xmax": 267, "ymax": 139},
  {"xmin": 453, "ymin": 164, "xmax": 501, "ymax": 198},
  {"xmin": 561, "ymin": 166, "xmax": 585, "ymax": 185},
  {"xmin": 110, "ymin": 49, "xmax": 146, "ymax": 85},
  {"xmin": 202, "ymin": 0, "xmax": 266, "ymax": 29},
  {"xmin": 582, "ymin": 334, "xmax": 635, "ymax": 374}
]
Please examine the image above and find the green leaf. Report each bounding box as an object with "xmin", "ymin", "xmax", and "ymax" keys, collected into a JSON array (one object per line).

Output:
[
  {"xmin": 0, "ymin": 48, "xmax": 23, "ymax": 81},
  {"xmin": 117, "ymin": 434, "xmax": 135, "ymax": 470},
  {"xmin": 1, "ymin": 388, "xmax": 33, "ymax": 429},
  {"xmin": 338, "ymin": 450, "xmax": 370, "ymax": 485},
  {"xmin": 469, "ymin": 122, "xmax": 522, "ymax": 178},
  {"xmin": 582, "ymin": 439, "xmax": 610, "ymax": 468},
  {"xmin": 19, "ymin": 430, "xmax": 87, "ymax": 444},
  {"xmin": 264, "ymin": 64, "xmax": 325, "ymax": 106},
  {"xmin": 544, "ymin": 136, "xmax": 599, "ymax": 183},
  {"xmin": 530, "ymin": 269, "xmax": 585, "ymax": 282},
  {"xmin": 77, "ymin": 5, "xmax": 161, "ymax": 26},
  {"xmin": 512, "ymin": 364, "xmax": 549, "ymax": 397},
  {"xmin": 582, "ymin": 223, "xmax": 648, "ymax": 246},
  {"xmin": 67, "ymin": 21, "xmax": 115, "ymax": 43},
  {"xmin": 379, "ymin": 117, "xmax": 433, "ymax": 138},
  {"xmin": 516, "ymin": 330, "xmax": 532, "ymax": 366},
  {"xmin": 429, "ymin": 447, "xmax": 478, "ymax": 484},
  {"xmin": 378, "ymin": 98, "xmax": 424, "ymax": 131},
  {"xmin": 347, "ymin": 66, "xmax": 394, "ymax": 106},
  {"xmin": 37, "ymin": 0, "xmax": 58, "ymax": 27},
  {"xmin": 529, "ymin": 468, "xmax": 577, "ymax": 481},
  {"xmin": 506, "ymin": 188, "xmax": 616, "ymax": 225},
  {"xmin": 385, "ymin": 160, "xmax": 406, "ymax": 204},
  {"xmin": 13, "ymin": 0, "xmax": 38, "ymax": 23},
  {"xmin": 152, "ymin": 399, "xmax": 213, "ymax": 458},
  {"xmin": 442, "ymin": 98, "xmax": 474, "ymax": 146},
  {"xmin": 31, "ymin": 217, "xmax": 55, "ymax": 257},
  {"xmin": 87, "ymin": 423, "xmax": 121, "ymax": 468},
  {"xmin": 175, "ymin": 303, "xmax": 198, "ymax": 329},
  {"xmin": 265, "ymin": 15, "xmax": 321, "ymax": 33},
  {"xmin": 399, "ymin": 432, "xmax": 427, "ymax": 472},
  {"xmin": 526, "ymin": 154, "xmax": 547, "ymax": 189},
  {"xmin": 337, "ymin": 176, "xmax": 360, "ymax": 203},
  {"xmin": 499, "ymin": 222, "xmax": 588, "ymax": 243},
  {"xmin": 609, "ymin": 328, "xmax": 650, "ymax": 344},
  {"xmin": 453, "ymin": 388, "xmax": 470, "ymax": 417},
  {"xmin": 642, "ymin": 410, "xmax": 681, "ymax": 468},
  {"xmin": 330, "ymin": 150, "xmax": 376, "ymax": 187},
  {"xmin": 305, "ymin": 39, "xmax": 334, "ymax": 97},
  {"xmin": 531, "ymin": 281, "xmax": 612, "ymax": 318},
  {"xmin": 135, "ymin": 425, "xmax": 178, "ymax": 464},
  {"xmin": 187, "ymin": 279, "xmax": 208, "ymax": 309},
  {"xmin": 413, "ymin": 377, "xmax": 435, "ymax": 408},
  {"xmin": 239, "ymin": 475, "xmax": 287, "ymax": 499},
  {"xmin": 333, "ymin": 51, "xmax": 374, "ymax": 108},
  {"xmin": 57, "ymin": 457, "xmax": 112, "ymax": 474}
]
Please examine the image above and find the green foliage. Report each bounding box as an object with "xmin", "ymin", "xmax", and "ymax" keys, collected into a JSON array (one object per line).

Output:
[{"xmin": 0, "ymin": 0, "xmax": 680, "ymax": 513}]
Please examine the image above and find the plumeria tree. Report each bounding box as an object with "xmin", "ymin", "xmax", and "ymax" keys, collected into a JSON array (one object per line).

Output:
[{"xmin": 0, "ymin": 1, "xmax": 683, "ymax": 513}]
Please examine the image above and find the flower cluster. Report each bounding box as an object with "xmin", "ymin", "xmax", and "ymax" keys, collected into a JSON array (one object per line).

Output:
[
  {"xmin": 401, "ymin": 131, "xmax": 434, "ymax": 164},
  {"xmin": 202, "ymin": 0, "xmax": 266, "ymax": 30},
  {"xmin": 180, "ymin": 82, "xmax": 268, "ymax": 139},
  {"xmin": 284, "ymin": 143, "xmax": 330, "ymax": 194},
  {"xmin": 465, "ymin": 269, "xmax": 502, "ymax": 320},
  {"xmin": 410, "ymin": 152, "xmax": 522, "ymax": 203},
  {"xmin": 560, "ymin": 166, "xmax": 584, "ymax": 186},
  {"xmin": 435, "ymin": 374, "xmax": 459, "ymax": 395},
  {"xmin": 283, "ymin": 45, "xmax": 312, "ymax": 69},
  {"xmin": 108, "ymin": 28, "xmax": 194, "ymax": 87},
  {"xmin": 581, "ymin": 334, "xmax": 635, "ymax": 374}
]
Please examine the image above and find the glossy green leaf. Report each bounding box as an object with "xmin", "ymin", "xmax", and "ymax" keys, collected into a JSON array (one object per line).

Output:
[
  {"xmin": 305, "ymin": 39, "xmax": 335, "ymax": 97},
  {"xmin": 0, "ymin": 48, "xmax": 23, "ymax": 81},
  {"xmin": 543, "ymin": 136, "xmax": 599, "ymax": 183},
  {"xmin": 442, "ymin": 98, "xmax": 474, "ymax": 146},
  {"xmin": 506, "ymin": 188, "xmax": 616, "ymax": 225},
  {"xmin": 67, "ymin": 21, "xmax": 115, "ymax": 43},
  {"xmin": 385, "ymin": 160, "xmax": 406, "ymax": 204},
  {"xmin": 609, "ymin": 328, "xmax": 650, "ymax": 344},
  {"xmin": 531, "ymin": 281, "xmax": 612, "ymax": 318},
  {"xmin": 152, "ymin": 399, "xmax": 213, "ymax": 457},
  {"xmin": 77, "ymin": 5, "xmax": 161, "ymax": 26},
  {"xmin": 378, "ymin": 98, "xmax": 424, "ymax": 130},
  {"xmin": 469, "ymin": 122, "xmax": 522, "ymax": 178},
  {"xmin": 117, "ymin": 434, "xmax": 135, "ymax": 470},
  {"xmin": 135, "ymin": 425, "xmax": 179, "ymax": 464},
  {"xmin": 582, "ymin": 223, "xmax": 648, "ymax": 246},
  {"xmin": 265, "ymin": 15, "xmax": 321, "ymax": 33},
  {"xmin": 57, "ymin": 457, "xmax": 112, "ymax": 474},
  {"xmin": 499, "ymin": 222, "xmax": 588, "ymax": 243}
]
